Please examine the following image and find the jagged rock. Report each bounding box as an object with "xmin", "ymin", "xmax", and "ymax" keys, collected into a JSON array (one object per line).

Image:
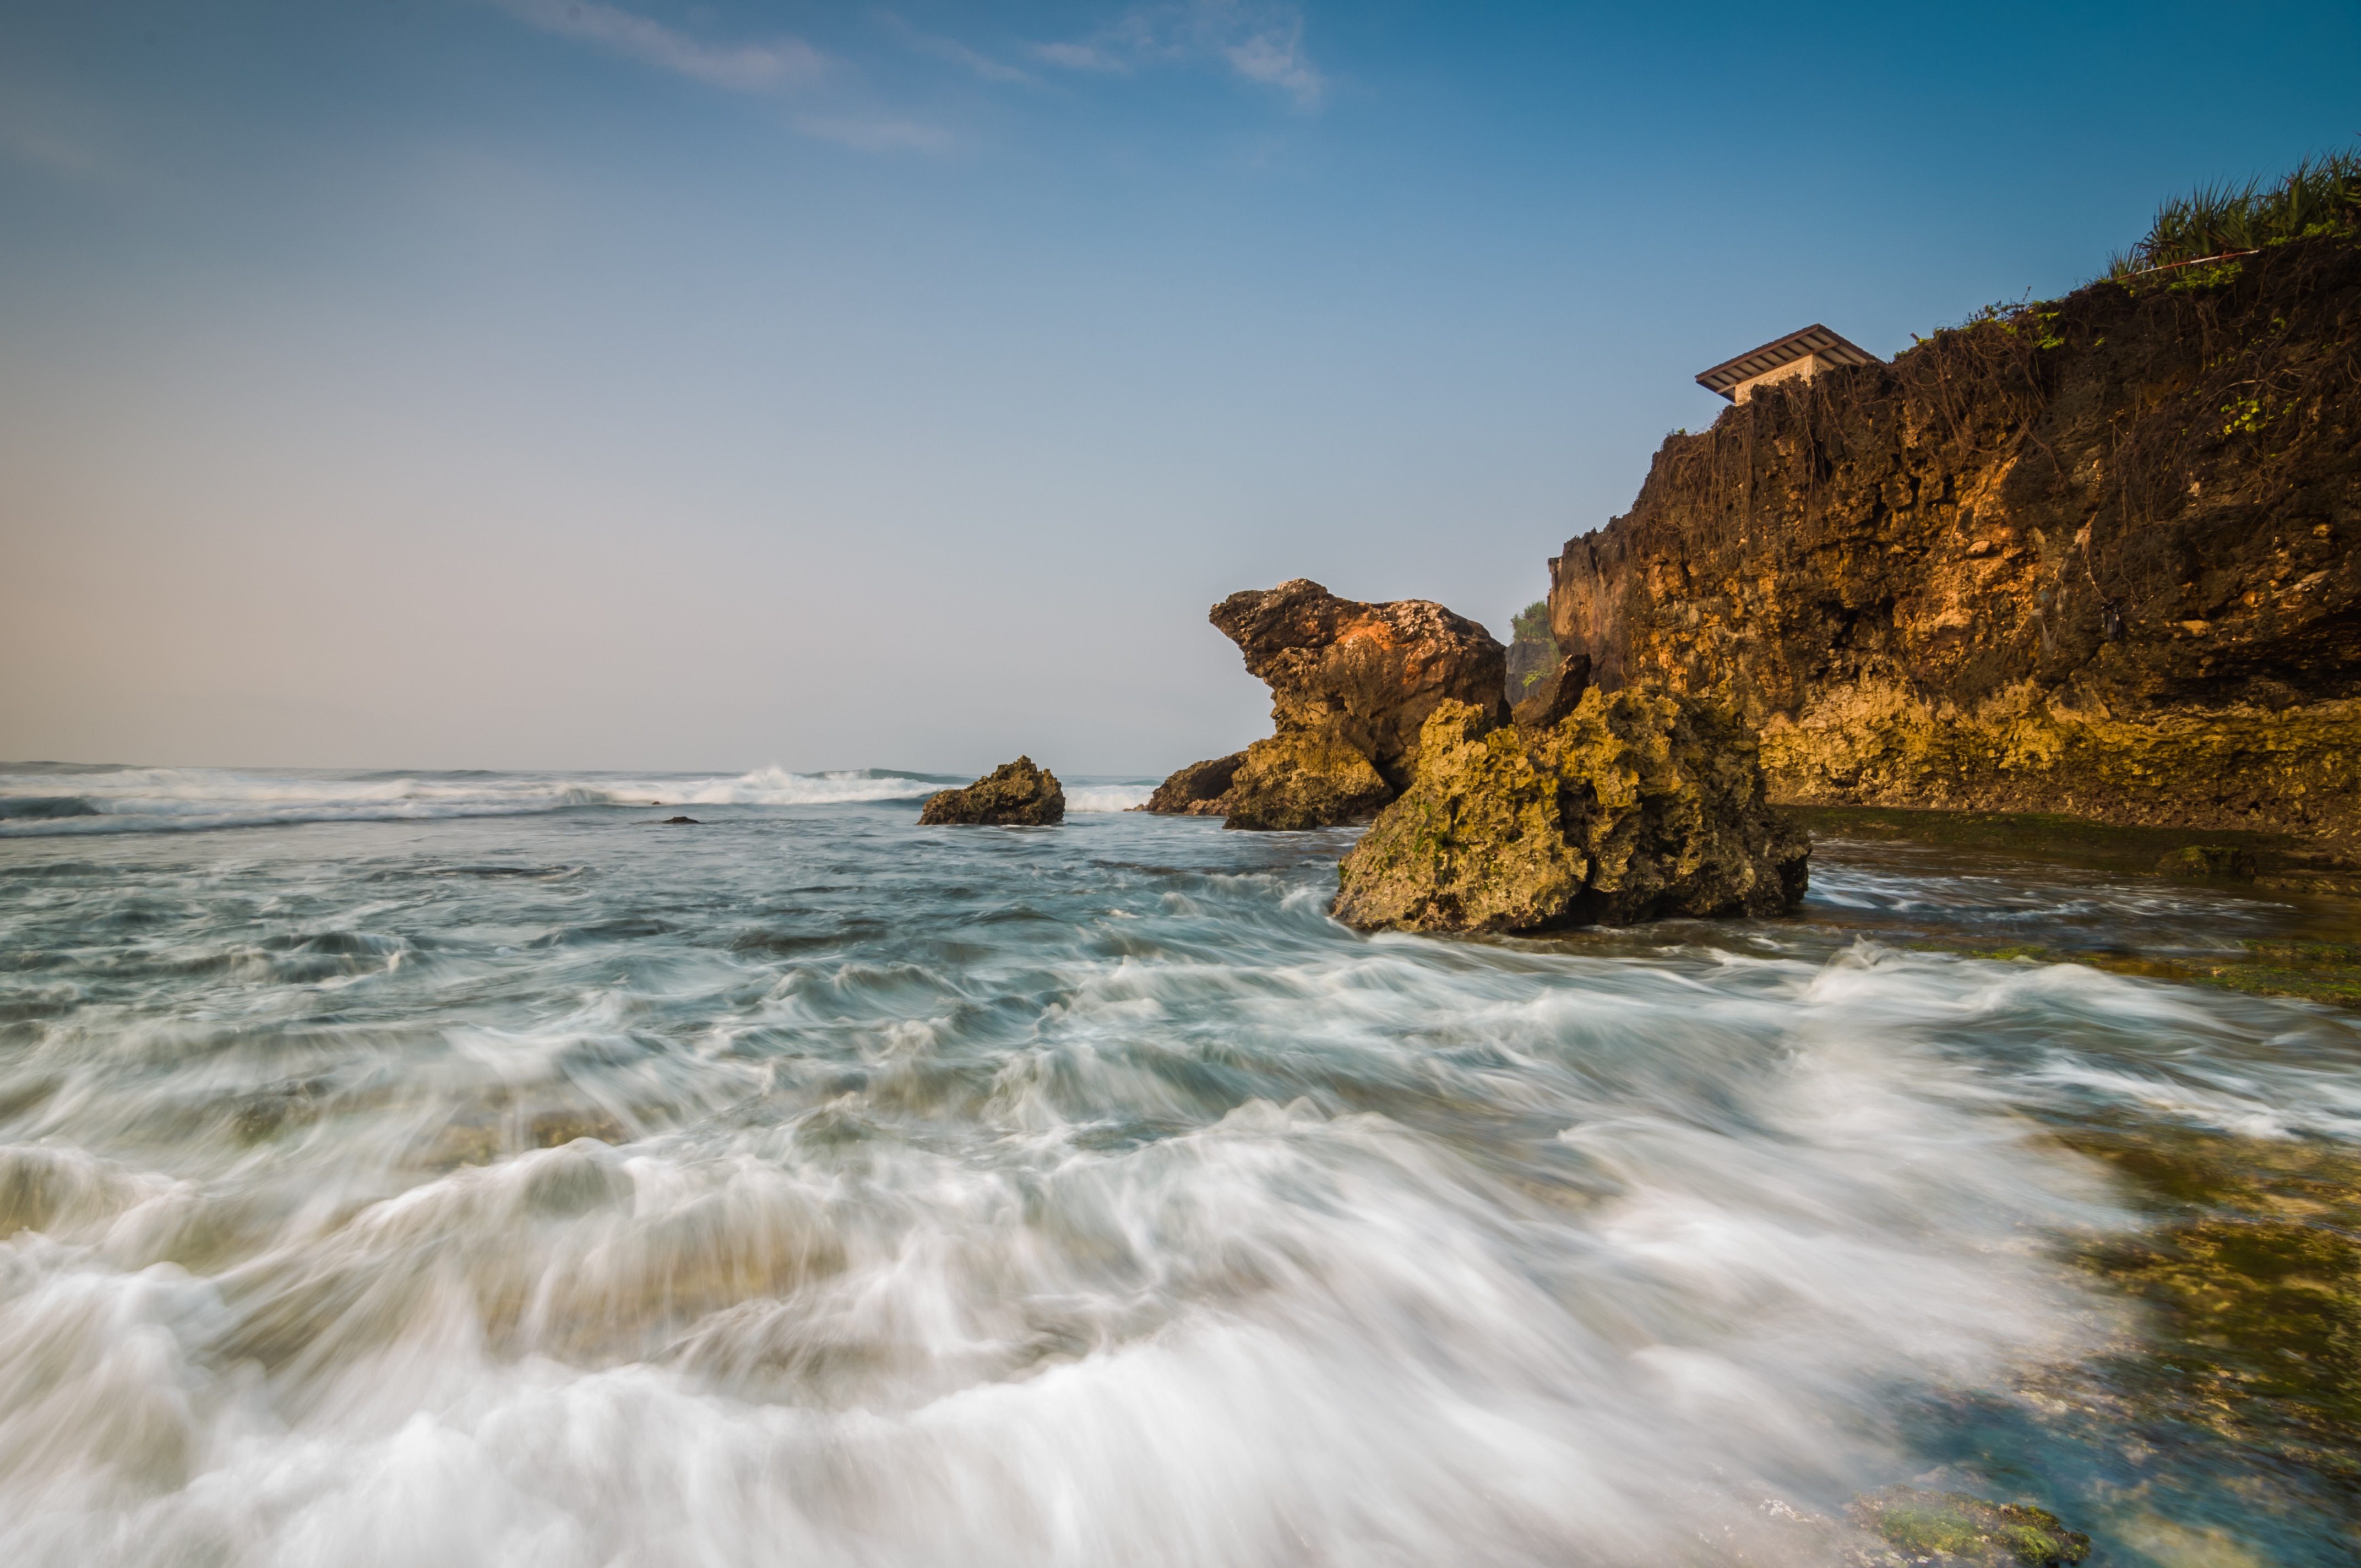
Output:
[
  {"xmin": 1173, "ymin": 578, "xmax": 1508, "ymax": 830},
  {"xmin": 1845, "ymin": 1488, "xmax": 2090, "ymax": 1567},
  {"xmin": 917, "ymin": 758, "xmax": 1065, "ymax": 826},
  {"xmin": 1140, "ymin": 753, "xmax": 1245, "ymax": 816},
  {"xmin": 1548, "ymin": 234, "xmax": 2361, "ymax": 848},
  {"xmin": 1331, "ymin": 686, "xmax": 1809, "ymax": 932},
  {"xmin": 1510, "ymin": 651, "xmax": 1592, "ymax": 730}
]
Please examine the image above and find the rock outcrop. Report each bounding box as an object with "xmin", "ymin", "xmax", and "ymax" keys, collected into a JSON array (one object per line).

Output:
[
  {"xmin": 1140, "ymin": 753, "xmax": 1244, "ymax": 816},
  {"xmin": 1145, "ymin": 579, "xmax": 1510, "ymax": 830},
  {"xmin": 918, "ymin": 758, "xmax": 1065, "ymax": 825},
  {"xmin": 1331, "ymin": 685, "xmax": 1808, "ymax": 932},
  {"xmin": 1549, "ymin": 235, "xmax": 2361, "ymax": 847}
]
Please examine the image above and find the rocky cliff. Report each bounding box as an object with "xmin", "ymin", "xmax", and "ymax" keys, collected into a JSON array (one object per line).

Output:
[{"xmin": 1551, "ymin": 236, "xmax": 2361, "ymax": 846}]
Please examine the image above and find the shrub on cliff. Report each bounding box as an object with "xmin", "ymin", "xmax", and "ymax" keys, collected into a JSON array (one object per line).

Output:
[
  {"xmin": 2109, "ymin": 143, "xmax": 2361, "ymax": 275},
  {"xmin": 1331, "ymin": 687, "xmax": 1808, "ymax": 933}
]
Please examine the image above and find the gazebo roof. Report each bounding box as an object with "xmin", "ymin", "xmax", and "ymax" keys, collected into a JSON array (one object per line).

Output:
[{"xmin": 1695, "ymin": 324, "xmax": 1880, "ymax": 400}]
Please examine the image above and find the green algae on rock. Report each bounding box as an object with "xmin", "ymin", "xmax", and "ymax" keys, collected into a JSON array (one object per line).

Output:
[
  {"xmin": 1847, "ymin": 1488, "xmax": 2090, "ymax": 1567},
  {"xmin": 1331, "ymin": 685, "xmax": 1809, "ymax": 932},
  {"xmin": 2059, "ymin": 1125, "xmax": 2361, "ymax": 1487},
  {"xmin": 917, "ymin": 757, "xmax": 1065, "ymax": 826}
]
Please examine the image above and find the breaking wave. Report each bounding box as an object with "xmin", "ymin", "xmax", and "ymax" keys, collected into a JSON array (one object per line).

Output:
[{"xmin": 0, "ymin": 765, "xmax": 1153, "ymax": 836}]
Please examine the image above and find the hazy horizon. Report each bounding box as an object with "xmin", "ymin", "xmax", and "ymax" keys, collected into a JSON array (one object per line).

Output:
[{"xmin": 7, "ymin": 0, "xmax": 2355, "ymax": 775}]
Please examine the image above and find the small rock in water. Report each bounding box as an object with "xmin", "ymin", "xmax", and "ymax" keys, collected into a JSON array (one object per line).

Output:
[
  {"xmin": 2157, "ymin": 843, "xmax": 2257, "ymax": 882},
  {"xmin": 1846, "ymin": 1487, "xmax": 2090, "ymax": 1567},
  {"xmin": 661, "ymin": 815, "xmax": 700, "ymax": 824},
  {"xmin": 1139, "ymin": 752, "xmax": 1245, "ymax": 815},
  {"xmin": 918, "ymin": 757, "xmax": 1065, "ymax": 826}
]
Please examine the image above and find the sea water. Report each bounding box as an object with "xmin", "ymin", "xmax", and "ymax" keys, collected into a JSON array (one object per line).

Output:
[{"xmin": 1, "ymin": 764, "xmax": 2355, "ymax": 1566}]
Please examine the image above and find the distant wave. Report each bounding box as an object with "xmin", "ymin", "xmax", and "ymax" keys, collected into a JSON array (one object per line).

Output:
[{"xmin": 0, "ymin": 765, "xmax": 1154, "ymax": 835}]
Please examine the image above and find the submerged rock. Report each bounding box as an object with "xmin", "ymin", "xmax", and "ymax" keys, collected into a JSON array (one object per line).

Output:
[
  {"xmin": 2157, "ymin": 843, "xmax": 2258, "ymax": 882},
  {"xmin": 1847, "ymin": 1487, "xmax": 2090, "ymax": 1567},
  {"xmin": 1146, "ymin": 578, "xmax": 1508, "ymax": 830},
  {"xmin": 918, "ymin": 758, "xmax": 1065, "ymax": 826},
  {"xmin": 1140, "ymin": 752, "xmax": 1245, "ymax": 816},
  {"xmin": 1331, "ymin": 685, "xmax": 1808, "ymax": 932}
]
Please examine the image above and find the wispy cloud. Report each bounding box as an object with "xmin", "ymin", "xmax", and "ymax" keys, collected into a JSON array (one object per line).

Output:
[
  {"xmin": 877, "ymin": 12, "xmax": 1035, "ymax": 86},
  {"xmin": 483, "ymin": 0, "xmax": 826, "ymax": 92},
  {"xmin": 1029, "ymin": 1, "xmax": 1327, "ymax": 110},
  {"xmin": 795, "ymin": 115, "xmax": 958, "ymax": 155}
]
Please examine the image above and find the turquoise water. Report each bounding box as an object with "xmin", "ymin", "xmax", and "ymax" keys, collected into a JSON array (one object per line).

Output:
[{"xmin": 1, "ymin": 767, "xmax": 2356, "ymax": 1565}]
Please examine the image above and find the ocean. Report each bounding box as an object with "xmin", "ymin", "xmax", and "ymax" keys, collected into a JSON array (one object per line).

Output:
[{"xmin": 1, "ymin": 763, "xmax": 2355, "ymax": 1565}]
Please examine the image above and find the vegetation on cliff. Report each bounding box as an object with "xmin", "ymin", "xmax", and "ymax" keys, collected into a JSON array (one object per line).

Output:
[{"xmin": 2109, "ymin": 142, "xmax": 2361, "ymax": 276}]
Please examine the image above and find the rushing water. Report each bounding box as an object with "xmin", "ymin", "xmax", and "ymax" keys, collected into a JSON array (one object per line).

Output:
[{"xmin": 2, "ymin": 765, "xmax": 2358, "ymax": 1566}]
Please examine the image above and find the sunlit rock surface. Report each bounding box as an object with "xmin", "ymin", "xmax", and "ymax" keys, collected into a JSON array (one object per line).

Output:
[
  {"xmin": 1551, "ymin": 235, "xmax": 2361, "ymax": 847},
  {"xmin": 1332, "ymin": 685, "xmax": 1809, "ymax": 931}
]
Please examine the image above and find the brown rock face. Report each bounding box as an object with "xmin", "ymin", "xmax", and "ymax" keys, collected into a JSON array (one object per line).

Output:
[
  {"xmin": 1140, "ymin": 753, "xmax": 1244, "ymax": 815},
  {"xmin": 1549, "ymin": 236, "xmax": 2361, "ymax": 847},
  {"xmin": 1147, "ymin": 579, "xmax": 1509, "ymax": 829},
  {"xmin": 917, "ymin": 758, "xmax": 1065, "ymax": 825}
]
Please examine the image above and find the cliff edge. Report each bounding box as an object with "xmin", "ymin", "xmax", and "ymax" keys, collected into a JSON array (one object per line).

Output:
[{"xmin": 1551, "ymin": 235, "xmax": 2361, "ymax": 847}]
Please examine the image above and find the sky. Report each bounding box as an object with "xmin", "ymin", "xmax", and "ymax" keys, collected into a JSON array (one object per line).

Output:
[{"xmin": 3, "ymin": 1, "xmax": 2355, "ymax": 775}]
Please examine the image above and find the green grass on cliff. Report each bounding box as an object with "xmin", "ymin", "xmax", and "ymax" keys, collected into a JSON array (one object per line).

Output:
[
  {"xmin": 1509, "ymin": 600, "xmax": 1553, "ymax": 651},
  {"xmin": 2108, "ymin": 143, "xmax": 2361, "ymax": 277}
]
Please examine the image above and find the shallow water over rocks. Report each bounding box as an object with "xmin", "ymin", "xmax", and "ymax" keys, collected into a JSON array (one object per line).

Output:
[{"xmin": 1, "ymin": 791, "xmax": 2356, "ymax": 1566}]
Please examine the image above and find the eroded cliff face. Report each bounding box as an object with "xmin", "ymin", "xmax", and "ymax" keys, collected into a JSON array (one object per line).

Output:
[{"xmin": 1552, "ymin": 237, "xmax": 2361, "ymax": 845}]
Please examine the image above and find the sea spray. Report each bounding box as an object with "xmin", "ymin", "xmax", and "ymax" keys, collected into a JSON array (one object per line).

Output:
[{"xmin": 0, "ymin": 798, "xmax": 2354, "ymax": 1563}]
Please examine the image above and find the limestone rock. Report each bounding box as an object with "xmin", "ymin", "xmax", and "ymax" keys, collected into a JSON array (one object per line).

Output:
[
  {"xmin": 1510, "ymin": 651, "xmax": 1591, "ymax": 730},
  {"xmin": 1140, "ymin": 753, "xmax": 1245, "ymax": 816},
  {"xmin": 1187, "ymin": 578, "xmax": 1508, "ymax": 830},
  {"xmin": 1221, "ymin": 731, "xmax": 1392, "ymax": 832},
  {"xmin": 1547, "ymin": 233, "xmax": 2361, "ymax": 848},
  {"xmin": 918, "ymin": 758, "xmax": 1065, "ymax": 826},
  {"xmin": 1332, "ymin": 687, "xmax": 1809, "ymax": 932}
]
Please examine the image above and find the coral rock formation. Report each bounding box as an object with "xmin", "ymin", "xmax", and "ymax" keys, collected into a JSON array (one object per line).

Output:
[
  {"xmin": 1147, "ymin": 578, "xmax": 1509, "ymax": 830},
  {"xmin": 917, "ymin": 758, "xmax": 1065, "ymax": 826},
  {"xmin": 1549, "ymin": 235, "xmax": 2361, "ymax": 847},
  {"xmin": 1331, "ymin": 685, "xmax": 1808, "ymax": 932}
]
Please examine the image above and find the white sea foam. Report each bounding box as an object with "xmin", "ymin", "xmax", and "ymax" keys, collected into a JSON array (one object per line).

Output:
[
  {"xmin": 1066, "ymin": 783, "xmax": 1154, "ymax": 812},
  {"xmin": 2, "ymin": 808, "xmax": 2353, "ymax": 1563},
  {"xmin": 0, "ymin": 766, "xmax": 1156, "ymax": 835}
]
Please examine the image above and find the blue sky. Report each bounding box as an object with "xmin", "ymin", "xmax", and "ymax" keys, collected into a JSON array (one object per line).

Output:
[{"xmin": 4, "ymin": 1, "xmax": 2355, "ymax": 772}]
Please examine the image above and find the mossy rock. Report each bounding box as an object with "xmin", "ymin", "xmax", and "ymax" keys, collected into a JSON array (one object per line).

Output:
[
  {"xmin": 918, "ymin": 757, "xmax": 1065, "ymax": 826},
  {"xmin": 1332, "ymin": 684, "xmax": 1809, "ymax": 932},
  {"xmin": 1848, "ymin": 1488, "xmax": 2090, "ymax": 1567},
  {"xmin": 1221, "ymin": 731, "xmax": 1391, "ymax": 831}
]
